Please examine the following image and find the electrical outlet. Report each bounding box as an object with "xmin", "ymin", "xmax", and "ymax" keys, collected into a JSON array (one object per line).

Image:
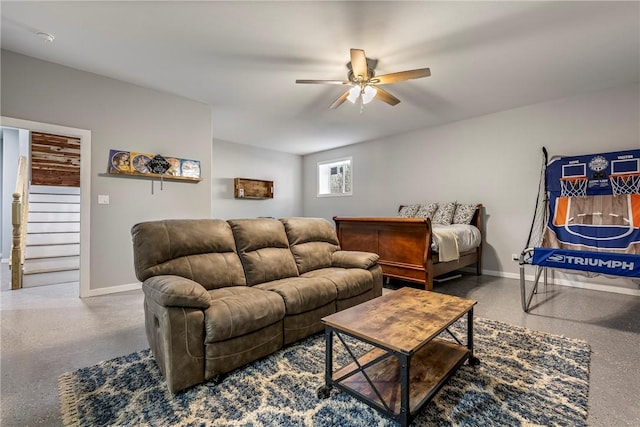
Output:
[{"xmin": 512, "ymin": 253, "xmax": 520, "ymax": 261}]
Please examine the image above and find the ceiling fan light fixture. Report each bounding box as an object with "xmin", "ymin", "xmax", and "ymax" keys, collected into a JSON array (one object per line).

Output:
[
  {"xmin": 362, "ymin": 85, "xmax": 377, "ymax": 104},
  {"xmin": 296, "ymin": 48, "xmax": 429, "ymax": 109},
  {"xmin": 347, "ymin": 86, "xmax": 360, "ymax": 104}
]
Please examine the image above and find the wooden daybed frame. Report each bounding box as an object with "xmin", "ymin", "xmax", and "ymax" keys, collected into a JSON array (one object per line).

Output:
[{"xmin": 333, "ymin": 204, "xmax": 483, "ymax": 291}]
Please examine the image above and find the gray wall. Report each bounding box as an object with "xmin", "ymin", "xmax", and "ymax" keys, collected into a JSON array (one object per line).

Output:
[
  {"xmin": 1, "ymin": 128, "xmax": 19, "ymax": 261},
  {"xmin": 0, "ymin": 128, "xmax": 29, "ymax": 264},
  {"xmin": 303, "ymin": 83, "xmax": 640, "ymax": 292},
  {"xmin": 211, "ymin": 139, "xmax": 302, "ymax": 219},
  {"xmin": 3, "ymin": 48, "xmax": 637, "ymax": 294},
  {"xmin": 1, "ymin": 50, "xmax": 213, "ymax": 291},
  {"xmin": 0, "ymin": 132, "xmax": 3, "ymax": 260}
]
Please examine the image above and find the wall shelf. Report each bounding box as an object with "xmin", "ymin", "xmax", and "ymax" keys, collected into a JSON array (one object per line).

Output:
[
  {"xmin": 108, "ymin": 169, "xmax": 202, "ymax": 182},
  {"xmin": 234, "ymin": 178, "xmax": 273, "ymax": 199}
]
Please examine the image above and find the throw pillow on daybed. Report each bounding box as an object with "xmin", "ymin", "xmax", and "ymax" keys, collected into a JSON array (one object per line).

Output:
[
  {"xmin": 453, "ymin": 203, "xmax": 477, "ymax": 225},
  {"xmin": 398, "ymin": 204, "xmax": 420, "ymax": 218},
  {"xmin": 432, "ymin": 202, "xmax": 456, "ymax": 225},
  {"xmin": 415, "ymin": 203, "xmax": 439, "ymax": 219}
]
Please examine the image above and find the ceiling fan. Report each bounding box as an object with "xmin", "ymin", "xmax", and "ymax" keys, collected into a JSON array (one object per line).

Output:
[{"xmin": 296, "ymin": 48, "xmax": 430, "ymax": 109}]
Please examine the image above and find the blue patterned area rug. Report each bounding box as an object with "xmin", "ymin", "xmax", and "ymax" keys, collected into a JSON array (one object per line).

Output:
[{"xmin": 58, "ymin": 318, "xmax": 590, "ymax": 426}]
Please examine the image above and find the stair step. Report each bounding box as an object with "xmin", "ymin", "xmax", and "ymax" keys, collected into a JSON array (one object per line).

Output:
[
  {"xmin": 29, "ymin": 202, "xmax": 80, "ymax": 213},
  {"xmin": 22, "ymin": 269, "xmax": 79, "ymax": 288},
  {"xmin": 24, "ymin": 256, "xmax": 80, "ymax": 274},
  {"xmin": 25, "ymin": 244, "xmax": 80, "ymax": 259},
  {"xmin": 26, "ymin": 232, "xmax": 80, "ymax": 245},
  {"xmin": 30, "ymin": 185, "xmax": 80, "ymax": 195},
  {"xmin": 21, "ymin": 185, "xmax": 82, "ymax": 288},
  {"xmin": 28, "ymin": 222, "xmax": 80, "ymax": 233},
  {"xmin": 29, "ymin": 193, "xmax": 80, "ymax": 204},
  {"xmin": 28, "ymin": 212, "xmax": 80, "ymax": 222}
]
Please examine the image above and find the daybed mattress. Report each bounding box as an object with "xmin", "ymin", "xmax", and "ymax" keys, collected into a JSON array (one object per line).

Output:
[{"xmin": 432, "ymin": 224, "xmax": 481, "ymax": 253}]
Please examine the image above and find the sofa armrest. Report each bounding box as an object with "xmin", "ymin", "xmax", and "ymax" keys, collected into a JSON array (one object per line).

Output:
[
  {"xmin": 331, "ymin": 251, "xmax": 379, "ymax": 269},
  {"xmin": 142, "ymin": 275, "xmax": 211, "ymax": 309}
]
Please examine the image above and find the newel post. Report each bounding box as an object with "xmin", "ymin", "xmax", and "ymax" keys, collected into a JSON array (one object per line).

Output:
[{"xmin": 11, "ymin": 192, "xmax": 23, "ymax": 289}]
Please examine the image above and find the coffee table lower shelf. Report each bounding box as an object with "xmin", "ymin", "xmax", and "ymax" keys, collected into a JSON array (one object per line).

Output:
[{"xmin": 318, "ymin": 336, "xmax": 475, "ymax": 426}]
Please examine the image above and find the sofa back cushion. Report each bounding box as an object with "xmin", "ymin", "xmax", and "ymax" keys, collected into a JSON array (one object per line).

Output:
[
  {"xmin": 131, "ymin": 219, "xmax": 246, "ymax": 290},
  {"xmin": 281, "ymin": 217, "xmax": 340, "ymax": 274},
  {"xmin": 228, "ymin": 218, "xmax": 299, "ymax": 286}
]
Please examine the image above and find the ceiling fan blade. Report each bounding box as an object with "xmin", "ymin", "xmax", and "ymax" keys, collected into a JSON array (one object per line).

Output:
[
  {"xmin": 296, "ymin": 79, "xmax": 350, "ymax": 85},
  {"xmin": 371, "ymin": 68, "xmax": 431, "ymax": 85},
  {"xmin": 350, "ymin": 49, "xmax": 368, "ymax": 80},
  {"xmin": 329, "ymin": 90, "xmax": 351, "ymax": 109},
  {"xmin": 375, "ymin": 87, "xmax": 401, "ymax": 106}
]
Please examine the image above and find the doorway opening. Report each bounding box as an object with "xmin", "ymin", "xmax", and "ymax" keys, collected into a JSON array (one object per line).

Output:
[{"xmin": 1, "ymin": 116, "xmax": 91, "ymax": 297}]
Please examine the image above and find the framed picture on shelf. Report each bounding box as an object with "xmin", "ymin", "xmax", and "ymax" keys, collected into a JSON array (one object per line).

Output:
[
  {"xmin": 109, "ymin": 149, "xmax": 131, "ymax": 173},
  {"xmin": 180, "ymin": 158, "xmax": 201, "ymax": 178},
  {"xmin": 165, "ymin": 157, "xmax": 181, "ymax": 176},
  {"xmin": 130, "ymin": 152, "xmax": 154, "ymax": 174}
]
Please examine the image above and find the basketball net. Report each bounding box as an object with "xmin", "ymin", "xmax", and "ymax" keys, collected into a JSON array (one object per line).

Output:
[
  {"xmin": 609, "ymin": 173, "xmax": 640, "ymax": 196},
  {"xmin": 560, "ymin": 177, "xmax": 588, "ymax": 198},
  {"xmin": 524, "ymin": 148, "xmax": 549, "ymax": 250}
]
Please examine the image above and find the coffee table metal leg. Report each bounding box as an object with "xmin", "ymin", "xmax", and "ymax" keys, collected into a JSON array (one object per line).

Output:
[
  {"xmin": 399, "ymin": 353, "xmax": 410, "ymax": 427},
  {"xmin": 317, "ymin": 327, "xmax": 333, "ymax": 399},
  {"xmin": 467, "ymin": 308, "xmax": 480, "ymax": 366}
]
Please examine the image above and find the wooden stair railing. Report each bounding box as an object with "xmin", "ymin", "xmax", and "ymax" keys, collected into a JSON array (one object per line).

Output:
[{"xmin": 10, "ymin": 156, "xmax": 28, "ymax": 290}]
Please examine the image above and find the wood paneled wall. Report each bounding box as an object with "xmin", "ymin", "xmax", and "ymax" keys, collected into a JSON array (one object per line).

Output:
[{"xmin": 30, "ymin": 132, "xmax": 80, "ymax": 187}]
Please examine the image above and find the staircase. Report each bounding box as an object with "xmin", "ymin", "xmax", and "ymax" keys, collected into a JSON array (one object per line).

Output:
[{"xmin": 23, "ymin": 185, "xmax": 80, "ymax": 287}]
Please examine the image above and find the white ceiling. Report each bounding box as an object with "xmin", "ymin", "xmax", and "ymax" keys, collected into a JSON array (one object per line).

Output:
[{"xmin": 1, "ymin": 1, "xmax": 638, "ymax": 155}]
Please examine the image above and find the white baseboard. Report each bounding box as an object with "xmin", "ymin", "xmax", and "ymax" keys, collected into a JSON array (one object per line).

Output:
[
  {"xmin": 81, "ymin": 282, "xmax": 142, "ymax": 298},
  {"xmin": 476, "ymin": 268, "xmax": 640, "ymax": 297},
  {"xmin": 71, "ymin": 267, "xmax": 640, "ymax": 298}
]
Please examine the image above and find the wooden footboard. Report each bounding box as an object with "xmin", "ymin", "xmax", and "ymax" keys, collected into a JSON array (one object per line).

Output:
[{"xmin": 334, "ymin": 206, "xmax": 482, "ymax": 291}]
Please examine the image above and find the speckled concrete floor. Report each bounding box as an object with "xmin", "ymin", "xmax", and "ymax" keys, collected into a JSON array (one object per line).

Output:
[{"xmin": 1, "ymin": 270, "xmax": 639, "ymax": 426}]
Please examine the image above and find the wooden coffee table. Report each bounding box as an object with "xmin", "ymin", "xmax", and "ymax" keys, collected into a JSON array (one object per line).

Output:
[{"xmin": 318, "ymin": 287, "xmax": 479, "ymax": 426}]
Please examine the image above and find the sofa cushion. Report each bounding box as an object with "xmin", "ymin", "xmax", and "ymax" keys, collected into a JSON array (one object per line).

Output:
[
  {"xmin": 300, "ymin": 268, "xmax": 373, "ymax": 300},
  {"xmin": 398, "ymin": 204, "xmax": 420, "ymax": 217},
  {"xmin": 415, "ymin": 203, "xmax": 439, "ymax": 220},
  {"xmin": 131, "ymin": 219, "xmax": 246, "ymax": 289},
  {"xmin": 281, "ymin": 217, "xmax": 340, "ymax": 274},
  {"xmin": 229, "ymin": 219, "xmax": 299, "ymax": 286},
  {"xmin": 204, "ymin": 287, "xmax": 285, "ymax": 343},
  {"xmin": 254, "ymin": 277, "xmax": 337, "ymax": 315},
  {"xmin": 453, "ymin": 203, "xmax": 477, "ymax": 225},
  {"xmin": 432, "ymin": 202, "xmax": 457, "ymax": 225}
]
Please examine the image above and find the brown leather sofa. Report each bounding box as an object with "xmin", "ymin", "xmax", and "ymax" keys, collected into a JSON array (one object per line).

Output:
[{"xmin": 131, "ymin": 217, "xmax": 383, "ymax": 393}]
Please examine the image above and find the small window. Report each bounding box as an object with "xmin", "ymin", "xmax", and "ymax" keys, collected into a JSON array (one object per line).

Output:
[{"xmin": 317, "ymin": 157, "xmax": 352, "ymax": 197}]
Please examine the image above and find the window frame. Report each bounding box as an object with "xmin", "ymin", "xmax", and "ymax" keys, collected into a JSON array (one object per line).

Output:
[{"xmin": 316, "ymin": 156, "xmax": 353, "ymax": 198}]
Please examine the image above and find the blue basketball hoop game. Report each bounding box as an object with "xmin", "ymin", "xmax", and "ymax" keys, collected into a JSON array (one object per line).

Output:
[{"xmin": 520, "ymin": 148, "xmax": 640, "ymax": 312}]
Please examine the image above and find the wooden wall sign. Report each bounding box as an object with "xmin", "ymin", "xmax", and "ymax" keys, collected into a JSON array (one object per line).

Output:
[
  {"xmin": 234, "ymin": 178, "xmax": 274, "ymax": 199},
  {"xmin": 30, "ymin": 132, "xmax": 80, "ymax": 187}
]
